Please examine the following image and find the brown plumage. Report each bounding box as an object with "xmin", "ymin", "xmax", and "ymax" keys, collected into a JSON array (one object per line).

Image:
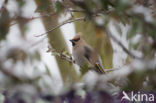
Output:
[{"xmin": 70, "ymin": 32, "xmax": 105, "ymax": 74}]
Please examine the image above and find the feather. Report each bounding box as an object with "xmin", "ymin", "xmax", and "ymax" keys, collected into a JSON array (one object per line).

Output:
[
  {"xmin": 95, "ymin": 63, "xmax": 105, "ymax": 73},
  {"xmin": 84, "ymin": 46, "xmax": 91, "ymax": 61}
]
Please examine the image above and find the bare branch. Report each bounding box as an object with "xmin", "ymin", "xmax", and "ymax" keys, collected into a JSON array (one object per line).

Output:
[
  {"xmin": 68, "ymin": 9, "xmax": 85, "ymax": 13},
  {"xmin": 31, "ymin": 12, "xmax": 57, "ymax": 19},
  {"xmin": 10, "ymin": 12, "xmax": 57, "ymax": 27},
  {"xmin": 105, "ymin": 28, "xmax": 142, "ymax": 59},
  {"xmin": 35, "ymin": 16, "xmax": 86, "ymax": 37},
  {"xmin": 104, "ymin": 68, "xmax": 120, "ymax": 72},
  {"xmin": 47, "ymin": 46, "xmax": 75, "ymax": 63},
  {"xmin": 0, "ymin": 62, "xmax": 42, "ymax": 83},
  {"xmin": 0, "ymin": 0, "xmax": 8, "ymax": 13}
]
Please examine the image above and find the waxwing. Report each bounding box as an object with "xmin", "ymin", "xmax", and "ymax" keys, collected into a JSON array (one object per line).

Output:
[{"xmin": 69, "ymin": 32, "xmax": 105, "ymax": 74}]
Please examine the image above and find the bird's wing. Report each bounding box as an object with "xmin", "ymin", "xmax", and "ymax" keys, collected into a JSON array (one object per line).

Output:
[
  {"xmin": 84, "ymin": 46, "xmax": 105, "ymax": 74},
  {"xmin": 84, "ymin": 46, "xmax": 92, "ymax": 62}
]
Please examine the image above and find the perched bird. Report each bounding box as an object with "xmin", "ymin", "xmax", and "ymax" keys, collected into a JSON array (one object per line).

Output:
[{"xmin": 69, "ymin": 32, "xmax": 105, "ymax": 74}]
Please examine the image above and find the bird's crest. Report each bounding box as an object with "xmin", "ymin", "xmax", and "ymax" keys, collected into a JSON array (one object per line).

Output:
[{"xmin": 72, "ymin": 32, "xmax": 82, "ymax": 40}]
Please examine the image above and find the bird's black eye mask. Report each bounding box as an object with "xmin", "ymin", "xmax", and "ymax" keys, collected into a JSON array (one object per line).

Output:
[
  {"xmin": 72, "ymin": 42, "xmax": 75, "ymax": 46},
  {"xmin": 70, "ymin": 38, "xmax": 80, "ymax": 46}
]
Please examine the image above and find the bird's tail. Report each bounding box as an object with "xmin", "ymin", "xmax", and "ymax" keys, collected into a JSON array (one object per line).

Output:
[{"xmin": 95, "ymin": 63, "xmax": 105, "ymax": 74}]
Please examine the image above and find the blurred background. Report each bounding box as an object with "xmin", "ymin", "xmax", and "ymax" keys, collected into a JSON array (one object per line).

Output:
[{"xmin": 0, "ymin": 0, "xmax": 156, "ymax": 103}]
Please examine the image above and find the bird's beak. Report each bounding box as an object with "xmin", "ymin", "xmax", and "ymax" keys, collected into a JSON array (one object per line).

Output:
[{"xmin": 69, "ymin": 39, "xmax": 74, "ymax": 43}]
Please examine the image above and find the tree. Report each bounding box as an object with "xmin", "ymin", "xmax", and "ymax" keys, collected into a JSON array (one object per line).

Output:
[{"xmin": 34, "ymin": 0, "xmax": 79, "ymax": 84}]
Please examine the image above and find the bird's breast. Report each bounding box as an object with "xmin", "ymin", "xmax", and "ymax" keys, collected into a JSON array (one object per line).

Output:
[{"xmin": 72, "ymin": 47, "xmax": 87, "ymax": 66}]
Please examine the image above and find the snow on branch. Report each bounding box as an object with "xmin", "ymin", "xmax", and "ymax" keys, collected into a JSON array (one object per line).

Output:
[
  {"xmin": 105, "ymin": 28, "xmax": 142, "ymax": 60},
  {"xmin": 47, "ymin": 46, "xmax": 75, "ymax": 63}
]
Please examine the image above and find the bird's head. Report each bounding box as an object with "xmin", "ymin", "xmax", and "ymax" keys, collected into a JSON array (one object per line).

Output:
[{"xmin": 70, "ymin": 32, "xmax": 82, "ymax": 46}]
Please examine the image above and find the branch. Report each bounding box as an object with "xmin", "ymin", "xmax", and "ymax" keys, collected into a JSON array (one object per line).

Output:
[
  {"xmin": 0, "ymin": 63, "xmax": 42, "ymax": 83},
  {"xmin": 47, "ymin": 46, "xmax": 75, "ymax": 63},
  {"xmin": 10, "ymin": 12, "xmax": 57, "ymax": 27},
  {"xmin": 0, "ymin": 67, "xmax": 22, "ymax": 82},
  {"xmin": 30, "ymin": 12, "xmax": 57, "ymax": 20},
  {"xmin": 0, "ymin": 0, "xmax": 8, "ymax": 13},
  {"xmin": 68, "ymin": 9, "xmax": 85, "ymax": 13},
  {"xmin": 35, "ymin": 16, "xmax": 86, "ymax": 37},
  {"xmin": 105, "ymin": 28, "xmax": 142, "ymax": 59},
  {"xmin": 104, "ymin": 68, "xmax": 120, "ymax": 72}
]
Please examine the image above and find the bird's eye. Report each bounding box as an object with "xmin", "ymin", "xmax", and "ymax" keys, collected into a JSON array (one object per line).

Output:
[{"xmin": 73, "ymin": 38, "xmax": 80, "ymax": 42}]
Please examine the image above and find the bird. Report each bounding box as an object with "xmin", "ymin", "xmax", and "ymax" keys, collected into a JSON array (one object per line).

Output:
[{"xmin": 69, "ymin": 32, "xmax": 105, "ymax": 74}]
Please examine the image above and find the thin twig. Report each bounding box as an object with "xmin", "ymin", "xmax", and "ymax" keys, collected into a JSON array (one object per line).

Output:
[
  {"xmin": 9, "ymin": 22, "xmax": 17, "ymax": 27},
  {"xmin": 68, "ymin": 9, "xmax": 85, "ymax": 13},
  {"xmin": 105, "ymin": 28, "xmax": 142, "ymax": 59},
  {"xmin": 30, "ymin": 12, "xmax": 57, "ymax": 20},
  {"xmin": 27, "ymin": 37, "xmax": 47, "ymax": 50},
  {"xmin": 10, "ymin": 12, "xmax": 57, "ymax": 27},
  {"xmin": 104, "ymin": 68, "xmax": 121, "ymax": 72},
  {"xmin": 35, "ymin": 16, "xmax": 86, "ymax": 37},
  {"xmin": 47, "ymin": 46, "xmax": 75, "ymax": 63},
  {"xmin": 0, "ymin": 62, "xmax": 42, "ymax": 83}
]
